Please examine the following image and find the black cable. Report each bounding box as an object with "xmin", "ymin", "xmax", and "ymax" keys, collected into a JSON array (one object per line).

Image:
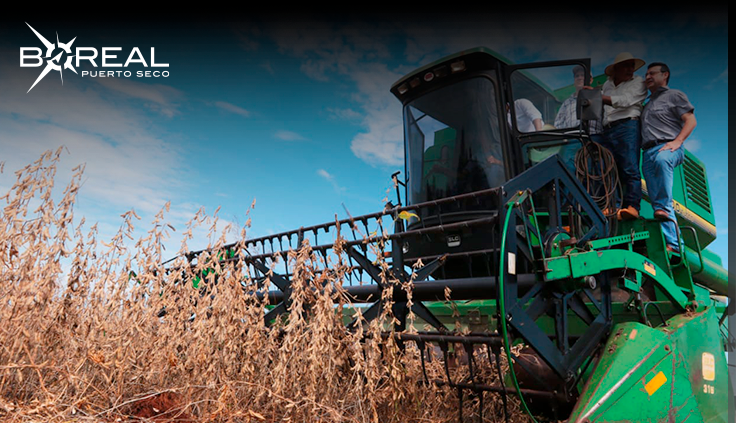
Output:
[
  {"xmin": 643, "ymin": 301, "xmax": 668, "ymax": 327},
  {"xmin": 574, "ymin": 138, "xmax": 621, "ymax": 236}
]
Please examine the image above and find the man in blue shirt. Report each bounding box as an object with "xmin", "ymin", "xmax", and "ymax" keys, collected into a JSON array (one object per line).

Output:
[{"xmin": 640, "ymin": 62, "xmax": 697, "ymax": 253}]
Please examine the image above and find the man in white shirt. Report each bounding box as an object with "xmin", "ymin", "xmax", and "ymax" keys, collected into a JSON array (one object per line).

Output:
[
  {"xmin": 513, "ymin": 98, "xmax": 543, "ymax": 133},
  {"xmin": 594, "ymin": 52, "xmax": 647, "ymax": 220}
]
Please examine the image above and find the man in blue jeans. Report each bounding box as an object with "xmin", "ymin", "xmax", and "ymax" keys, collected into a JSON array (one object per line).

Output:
[
  {"xmin": 597, "ymin": 52, "xmax": 647, "ymax": 220},
  {"xmin": 641, "ymin": 62, "xmax": 697, "ymax": 253}
]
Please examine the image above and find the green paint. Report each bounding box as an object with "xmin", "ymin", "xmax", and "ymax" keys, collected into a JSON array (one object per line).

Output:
[{"xmin": 569, "ymin": 307, "xmax": 729, "ymax": 423}]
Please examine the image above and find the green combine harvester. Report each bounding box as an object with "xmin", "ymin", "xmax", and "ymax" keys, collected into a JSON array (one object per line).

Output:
[{"xmin": 183, "ymin": 48, "xmax": 732, "ymax": 422}]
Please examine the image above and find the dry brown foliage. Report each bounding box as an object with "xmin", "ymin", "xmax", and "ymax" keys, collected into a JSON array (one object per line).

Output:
[{"xmin": 0, "ymin": 150, "xmax": 534, "ymax": 422}]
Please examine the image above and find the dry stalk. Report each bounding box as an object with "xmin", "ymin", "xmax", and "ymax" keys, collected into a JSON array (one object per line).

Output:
[{"xmin": 0, "ymin": 151, "xmax": 536, "ymax": 423}]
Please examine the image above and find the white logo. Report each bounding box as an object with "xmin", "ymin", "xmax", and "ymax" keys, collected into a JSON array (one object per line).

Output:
[
  {"xmin": 20, "ymin": 22, "xmax": 170, "ymax": 93},
  {"xmin": 21, "ymin": 23, "xmax": 77, "ymax": 93}
]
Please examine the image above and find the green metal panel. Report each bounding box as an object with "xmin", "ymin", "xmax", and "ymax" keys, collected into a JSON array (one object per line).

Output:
[
  {"xmin": 568, "ymin": 307, "xmax": 729, "ymax": 423},
  {"xmin": 615, "ymin": 219, "xmax": 728, "ymax": 297},
  {"xmin": 544, "ymin": 248, "xmax": 691, "ymax": 310},
  {"xmin": 684, "ymin": 246, "xmax": 729, "ymax": 296},
  {"xmin": 679, "ymin": 150, "xmax": 715, "ymax": 222}
]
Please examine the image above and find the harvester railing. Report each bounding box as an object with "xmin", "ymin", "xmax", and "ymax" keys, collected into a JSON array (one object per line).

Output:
[{"xmin": 179, "ymin": 187, "xmax": 502, "ymax": 290}]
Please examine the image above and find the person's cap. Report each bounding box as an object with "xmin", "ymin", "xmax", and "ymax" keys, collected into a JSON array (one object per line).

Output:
[
  {"xmin": 605, "ymin": 52, "xmax": 645, "ymax": 77},
  {"xmin": 572, "ymin": 65, "xmax": 584, "ymax": 76}
]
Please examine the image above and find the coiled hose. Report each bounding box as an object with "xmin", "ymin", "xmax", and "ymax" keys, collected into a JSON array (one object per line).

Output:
[{"xmin": 573, "ymin": 139, "xmax": 621, "ymax": 235}]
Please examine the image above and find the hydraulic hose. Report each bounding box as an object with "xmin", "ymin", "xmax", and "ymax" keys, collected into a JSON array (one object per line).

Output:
[{"xmin": 499, "ymin": 193, "xmax": 539, "ymax": 423}]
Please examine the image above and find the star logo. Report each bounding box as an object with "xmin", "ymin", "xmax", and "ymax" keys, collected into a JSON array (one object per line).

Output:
[{"xmin": 25, "ymin": 22, "xmax": 77, "ymax": 93}]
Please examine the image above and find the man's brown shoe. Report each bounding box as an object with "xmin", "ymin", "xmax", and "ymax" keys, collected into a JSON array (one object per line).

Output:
[
  {"xmin": 601, "ymin": 208, "xmax": 616, "ymax": 217},
  {"xmin": 666, "ymin": 244, "xmax": 682, "ymax": 264},
  {"xmin": 617, "ymin": 206, "xmax": 639, "ymax": 221},
  {"xmin": 654, "ymin": 209, "xmax": 669, "ymax": 220}
]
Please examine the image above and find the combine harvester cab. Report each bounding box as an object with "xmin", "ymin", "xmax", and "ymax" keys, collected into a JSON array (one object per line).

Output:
[{"xmin": 184, "ymin": 48, "xmax": 732, "ymax": 422}]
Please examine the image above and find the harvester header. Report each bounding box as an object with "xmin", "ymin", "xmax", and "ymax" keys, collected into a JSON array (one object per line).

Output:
[{"xmin": 173, "ymin": 47, "xmax": 731, "ymax": 422}]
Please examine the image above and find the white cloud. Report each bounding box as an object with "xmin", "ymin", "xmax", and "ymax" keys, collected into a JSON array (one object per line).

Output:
[
  {"xmin": 327, "ymin": 107, "xmax": 362, "ymax": 121},
  {"xmin": 704, "ymin": 67, "xmax": 728, "ymax": 90},
  {"xmin": 0, "ymin": 63, "xmax": 192, "ymax": 247},
  {"xmin": 94, "ymin": 77, "xmax": 183, "ymax": 117},
  {"xmin": 260, "ymin": 62, "xmax": 275, "ymax": 75},
  {"xmin": 213, "ymin": 100, "xmax": 251, "ymax": 117},
  {"xmin": 317, "ymin": 168, "xmax": 345, "ymax": 193},
  {"xmin": 317, "ymin": 169, "xmax": 333, "ymax": 180},
  {"xmin": 715, "ymin": 68, "xmax": 728, "ymax": 85},
  {"xmin": 709, "ymin": 169, "xmax": 727, "ymax": 182},
  {"xmin": 274, "ymin": 130, "xmax": 307, "ymax": 142},
  {"xmin": 345, "ymin": 64, "xmax": 405, "ymax": 167},
  {"xmin": 267, "ymin": 23, "xmax": 404, "ymax": 167},
  {"xmin": 247, "ymin": 14, "xmax": 726, "ymax": 172},
  {"xmin": 685, "ymin": 138, "xmax": 702, "ymax": 153},
  {"xmin": 232, "ymin": 25, "xmax": 262, "ymax": 52},
  {"xmin": 349, "ymin": 106, "xmax": 404, "ymax": 167},
  {"xmin": 266, "ymin": 17, "xmax": 616, "ymax": 168}
]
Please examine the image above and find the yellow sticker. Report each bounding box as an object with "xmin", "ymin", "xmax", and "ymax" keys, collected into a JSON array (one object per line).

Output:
[
  {"xmin": 398, "ymin": 211, "xmax": 420, "ymax": 221},
  {"xmin": 643, "ymin": 261, "xmax": 656, "ymax": 277},
  {"xmin": 629, "ymin": 329, "xmax": 638, "ymax": 340},
  {"xmin": 645, "ymin": 371, "xmax": 667, "ymax": 396},
  {"xmin": 702, "ymin": 353, "xmax": 715, "ymax": 381}
]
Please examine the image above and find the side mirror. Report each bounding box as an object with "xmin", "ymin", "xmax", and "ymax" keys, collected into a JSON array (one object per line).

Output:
[{"xmin": 577, "ymin": 87, "xmax": 603, "ymax": 122}]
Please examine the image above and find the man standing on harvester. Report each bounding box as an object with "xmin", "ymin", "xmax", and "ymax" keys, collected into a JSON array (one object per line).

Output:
[
  {"xmin": 595, "ymin": 52, "xmax": 648, "ymax": 220},
  {"xmin": 640, "ymin": 62, "xmax": 696, "ymax": 254}
]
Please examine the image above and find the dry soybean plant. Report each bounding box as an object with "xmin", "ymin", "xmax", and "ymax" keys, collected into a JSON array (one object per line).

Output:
[{"xmin": 0, "ymin": 150, "xmax": 532, "ymax": 422}]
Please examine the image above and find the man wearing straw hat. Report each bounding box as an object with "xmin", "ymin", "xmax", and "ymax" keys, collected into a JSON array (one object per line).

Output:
[{"xmin": 595, "ymin": 52, "xmax": 647, "ymax": 220}]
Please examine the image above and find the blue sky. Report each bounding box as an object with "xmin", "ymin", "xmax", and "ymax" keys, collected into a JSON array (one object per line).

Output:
[{"xmin": 0, "ymin": 12, "xmax": 729, "ymax": 268}]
